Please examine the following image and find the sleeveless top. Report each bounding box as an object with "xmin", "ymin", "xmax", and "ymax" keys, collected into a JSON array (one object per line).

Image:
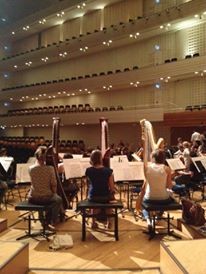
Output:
[
  {"xmin": 144, "ymin": 163, "xmax": 170, "ymax": 200},
  {"xmin": 86, "ymin": 166, "xmax": 113, "ymax": 199}
]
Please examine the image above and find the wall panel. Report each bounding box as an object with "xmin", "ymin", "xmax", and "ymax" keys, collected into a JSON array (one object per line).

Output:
[
  {"xmin": 104, "ymin": 0, "xmax": 143, "ymax": 27},
  {"xmin": 82, "ymin": 10, "xmax": 101, "ymax": 34},
  {"xmin": 11, "ymin": 34, "xmax": 38, "ymax": 54},
  {"xmin": 41, "ymin": 25, "xmax": 61, "ymax": 46},
  {"xmin": 62, "ymin": 18, "xmax": 81, "ymax": 39}
]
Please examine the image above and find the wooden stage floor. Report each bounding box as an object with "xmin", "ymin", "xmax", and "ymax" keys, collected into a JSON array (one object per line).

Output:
[{"xmin": 0, "ymin": 191, "xmax": 205, "ymax": 273}]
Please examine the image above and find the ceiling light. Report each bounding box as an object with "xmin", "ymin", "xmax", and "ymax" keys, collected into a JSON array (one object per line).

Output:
[
  {"xmin": 130, "ymin": 81, "xmax": 140, "ymax": 87},
  {"xmin": 1, "ymin": 18, "xmax": 6, "ymax": 22},
  {"xmin": 23, "ymin": 25, "xmax": 30, "ymax": 31},
  {"xmin": 39, "ymin": 18, "xmax": 46, "ymax": 24},
  {"xmin": 80, "ymin": 46, "xmax": 88, "ymax": 52},
  {"xmin": 103, "ymin": 85, "xmax": 112, "ymax": 90},
  {"xmin": 10, "ymin": 98, "xmax": 13, "ymax": 101},
  {"xmin": 102, "ymin": 40, "xmax": 112, "ymax": 46},
  {"xmin": 11, "ymin": 31, "xmax": 15, "ymax": 35},
  {"xmin": 14, "ymin": 65, "xmax": 18, "ymax": 68},
  {"xmin": 57, "ymin": 11, "xmax": 65, "ymax": 17},
  {"xmin": 155, "ymin": 83, "xmax": 160, "ymax": 89},
  {"xmin": 59, "ymin": 51, "xmax": 67, "ymax": 57},
  {"xmin": 41, "ymin": 57, "xmax": 49, "ymax": 62},
  {"xmin": 4, "ymin": 46, "xmax": 8, "ymax": 50},
  {"xmin": 77, "ymin": 3, "xmax": 86, "ymax": 9},
  {"xmin": 3, "ymin": 73, "xmax": 9, "ymax": 78},
  {"xmin": 25, "ymin": 61, "xmax": 32, "ymax": 66},
  {"xmin": 129, "ymin": 32, "xmax": 140, "ymax": 39},
  {"xmin": 154, "ymin": 44, "xmax": 160, "ymax": 50}
]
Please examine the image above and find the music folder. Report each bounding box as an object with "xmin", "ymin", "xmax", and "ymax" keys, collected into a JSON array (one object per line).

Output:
[
  {"xmin": 166, "ymin": 158, "xmax": 186, "ymax": 171},
  {"xmin": 192, "ymin": 157, "xmax": 206, "ymax": 173}
]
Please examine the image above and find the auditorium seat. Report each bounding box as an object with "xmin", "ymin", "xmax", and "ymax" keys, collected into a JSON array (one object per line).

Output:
[
  {"xmin": 42, "ymin": 107, "xmax": 48, "ymax": 114},
  {"xmin": 171, "ymin": 58, "xmax": 177, "ymax": 62},
  {"xmin": 115, "ymin": 69, "xmax": 121, "ymax": 73},
  {"xmin": 107, "ymin": 71, "xmax": 113, "ymax": 75},
  {"xmin": 71, "ymin": 104, "xmax": 77, "ymax": 112},
  {"xmin": 95, "ymin": 107, "xmax": 101, "ymax": 112},
  {"xmin": 193, "ymin": 53, "xmax": 200, "ymax": 57},
  {"xmin": 78, "ymin": 104, "xmax": 84, "ymax": 112},
  {"xmin": 102, "ymin": 107, "xmax": 108, "ymax": 111},
  {"xmin": 109, "ymin": 106, "xmax": 116, "ymax": 111},
  {"xmin": 164, "ymin": 59, "xmax": 170, "ymax": 63},
  {"xmin": 185, "ymin": 54, "xmax": 192, "ymax": 59},
  {"xmin": 99, "ymin": 72, "xmax": 105, "ymax": 76},
  {"xmin": 193, "ymin": 105, "xmax": 200, "ymax": 111},
  {"xmin": 133, "ymin": 66, "xmax": 139, "ymax": 70},
  {"xmin": 48, "ymin": 106, "xmax": 54, "ymax": 113},
  {"xmin": 200, "ymin": 104, "xmax": 206, "ymax": 110},
  {"xmin": 59, "ymin": 105, "xmax": 65, "ymax": 113},
  {"xmin": 85, "ymin": 104, "xmax": 90, "ymax": 111},
  {"xmin": 53, "ymin": 106, "xmax": 59, "ymax": 114},
  {"xmin": 117, "ymin": 105, "xmax": 124, "ymax": 110},
  {"xmin": 185, "ymin": 105, "xmax": 193, "ymax": 111},
  {"xmin": 65, "ymin": 105, "xmax": 70, "ymax": 112}
]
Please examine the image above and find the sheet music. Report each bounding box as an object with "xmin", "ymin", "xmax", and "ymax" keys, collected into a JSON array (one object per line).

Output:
[
  {"xmin": 80, "ymin": 158, "xmax": 91, "ymax": 176},
  {"xmin": 112, "ymin": 155, "xmax": 129, "ymax": 163},
  {"xmin": 0, "ymin": 157, "xmax": 13, "ymax": 172},
  {"xmin": 72, "ymin": 154, "xmax": 83, "ymax": 159},
  {"xmin": 16, "ymin": 163, "xmax": 32, "ymax": 183},
  {"xmin": 131, "ymin": 153, "xmax": 142, "ymax": 162},
  {"xmin": 192, "ymin": 156, "xmax": 206, "ymax": 173},
  {"xmin": 166, "ymin": 158, "xmax": 186, "ymax": 171},
  {"xmin": 110, "ymin": 159, "xmax": 145, "ymax": 182},
  {"xmin": 63, "ymin": 158, "xmax": 90, "ymax": 179}
]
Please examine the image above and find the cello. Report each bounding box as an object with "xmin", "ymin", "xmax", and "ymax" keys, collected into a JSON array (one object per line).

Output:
[{"xmin": 46, "ymin": 117, "xmax": 70, "ymax": 210}]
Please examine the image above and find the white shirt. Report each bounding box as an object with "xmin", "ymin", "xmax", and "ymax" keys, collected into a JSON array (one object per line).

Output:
[{"xmin": 144, "ymin": 163, "xmax": 170, "ymax": 200}]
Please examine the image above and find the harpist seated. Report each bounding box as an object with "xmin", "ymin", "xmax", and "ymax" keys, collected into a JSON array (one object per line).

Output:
[
  {"xmin": 140, "ymin": 149, "xmax": 174, "ymax": 231},
  {"xmin": 85, "ymin": 149, "xmax": 116, "ymax": 229}
]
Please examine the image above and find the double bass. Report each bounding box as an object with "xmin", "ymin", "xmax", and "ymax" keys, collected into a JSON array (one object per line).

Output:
[{"xmin": 46, "ymin": 117, "xmax": 70, "ymax": 210}]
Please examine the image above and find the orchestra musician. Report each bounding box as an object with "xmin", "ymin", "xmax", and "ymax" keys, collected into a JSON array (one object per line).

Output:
[
  {"xmin": 85, "ymin": 149, "xmax": 116, "ymax": 229},
  {"xmin": 136, "ymin": 119, "xmax": 173, "ymax": 232},
  {"xmin": 28, "ymin": 146, "xmax": 63, "ymax": 227}
]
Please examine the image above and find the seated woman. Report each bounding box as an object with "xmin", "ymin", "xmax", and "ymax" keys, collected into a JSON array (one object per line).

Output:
[
  {"xmin": 28, "ymin": 146, "xmax": 63, "ymax": 227},
  {"xmin": 85, "ymin": 149, "xmax": 115, "ymax": 228},
  {"xmin": 141, "ymin": 149, "xmax": 174, "ymax": 231}
]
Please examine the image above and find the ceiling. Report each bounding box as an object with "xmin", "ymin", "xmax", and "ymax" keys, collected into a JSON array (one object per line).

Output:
[{"xmin": 0, "ymin": 0, "xmax": 56, "ymax": 28}]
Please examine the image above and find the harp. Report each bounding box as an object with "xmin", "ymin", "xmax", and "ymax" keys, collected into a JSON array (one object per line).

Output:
[
  {"xmin": 46, "ymin": 117, "xmax": 70, "ymax": 210},
  {"xmin": 140, "ymin": 119, "xmax": 164, "ymax": 162},
  {"xmin": 100, "ymin": 117, "xmax": 110, "ymax": 167}
]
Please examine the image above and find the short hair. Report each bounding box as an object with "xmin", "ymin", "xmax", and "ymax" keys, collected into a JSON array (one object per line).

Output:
[
  {"xmin": 90, "ymin": 149, "xmax": 102, "ymax": 166},
  {"xmin": 34, "ymin": 146, "xmax": 48, "ymax": 161},
  {"xmin": 151, "ymin": 149, "xmax": 166, "ymax": 164}
]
